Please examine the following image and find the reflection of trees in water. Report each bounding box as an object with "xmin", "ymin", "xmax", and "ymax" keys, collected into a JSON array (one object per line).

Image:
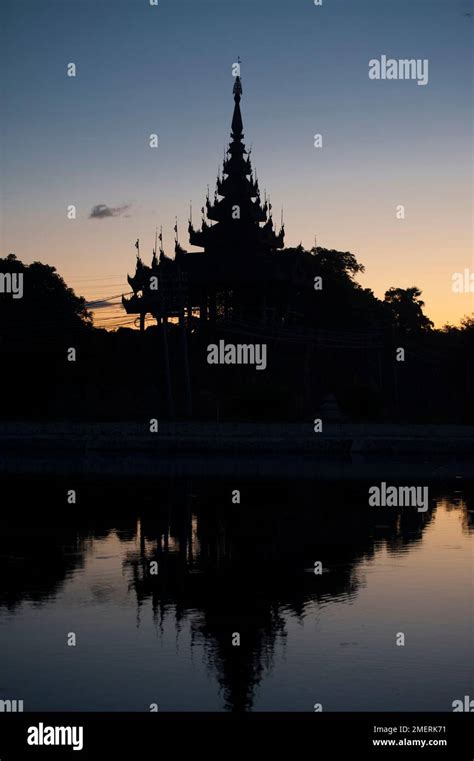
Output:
[
  {"xmin": 0, "ymin": 522, "xmax": 90, "ymax": 611},
  {"xmin": 0, "ymin": 479, "xmax": 138, "ymax": 612},
  {"xmin": 438, "ymin": 490, "xmax": 474, "ymax": 535},
  {"xmin": 463, "ymin": 508, "xmax": 474, "ymax": 534},
  {"xmin": 0, "ymin": 477, "xmax": 470, "ymax": 711}
]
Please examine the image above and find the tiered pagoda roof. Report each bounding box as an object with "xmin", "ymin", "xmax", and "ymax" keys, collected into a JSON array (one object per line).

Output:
[{"xmin": 188, "ymin": 75, "xmax": 284, "ymax": 253}]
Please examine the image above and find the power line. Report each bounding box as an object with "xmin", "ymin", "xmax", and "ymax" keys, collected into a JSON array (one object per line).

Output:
[
  {"xmin": 85, "ymin": 292, "xmax": 132, "ymax": 306},
  {"xmin": 63, "ymin": 276, "xmax": 130, "ymax": 283}
]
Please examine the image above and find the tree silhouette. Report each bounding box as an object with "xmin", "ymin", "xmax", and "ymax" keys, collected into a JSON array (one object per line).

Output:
[
  {"xmin": 442, "ymin": 313, "xmax": 474, "ymax": 335},
  {"xmin": 383, "ymin": 286, "xmax": 434, "ymax": 336},
  {"xmin": 0, "ymin": 254, "xmax": 92, "ymax": 345}
]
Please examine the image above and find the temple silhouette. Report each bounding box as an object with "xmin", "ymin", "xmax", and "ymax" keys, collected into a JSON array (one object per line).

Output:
[
  {"xmin": 118, "ymin": 73, "xmax": 394, "ymax": 421},
  {"xmin": 122, "ymin": 74, "xmax": 304, "ymax": 331}
]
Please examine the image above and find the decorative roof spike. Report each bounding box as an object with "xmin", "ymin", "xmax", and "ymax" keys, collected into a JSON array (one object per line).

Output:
[{"xmin": 152, "ymin": 228, "xmax": 158, "ymax": 266}]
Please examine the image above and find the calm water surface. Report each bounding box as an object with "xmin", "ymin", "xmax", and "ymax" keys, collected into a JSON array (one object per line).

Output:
[{"xmin": 0, "ymin": 478, "xmax": 472, "ymax": 711}]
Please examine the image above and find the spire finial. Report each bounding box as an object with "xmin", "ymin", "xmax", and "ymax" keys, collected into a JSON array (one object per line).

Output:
[
  {"xmin": 233, "ymin": 56, "xmax": 242, "ymax": 97},
  {"xmin": 231, "ymin": 65, "xmax": 244, "ymax": 138},
  {"xmin": 233, "ymin": 75, "xmax": 242, "ymax": 101}
]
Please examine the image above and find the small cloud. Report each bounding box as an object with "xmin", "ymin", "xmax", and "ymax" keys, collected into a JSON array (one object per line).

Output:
[
  {"xmin": 459, "ymin": 0, "xmax": 473, "ymax": 16},
  {"xmin": 89, "ymin": 203, "xmax": 131, "ymax": 219}
]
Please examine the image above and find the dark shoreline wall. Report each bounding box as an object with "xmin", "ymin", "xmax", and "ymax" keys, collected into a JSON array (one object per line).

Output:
[
  {"xmin": 2, "ymin": 324, "xmax": 472, "ymax": 424},
  {"xmin": 1, "ymin": 422, "xmax": 474, "ymax": 480}
]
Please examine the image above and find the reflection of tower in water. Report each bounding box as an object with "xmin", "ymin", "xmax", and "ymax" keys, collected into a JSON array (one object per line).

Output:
[{"xmin": 122, "ymin": 479, "xmax": 439, "ymax": 712}]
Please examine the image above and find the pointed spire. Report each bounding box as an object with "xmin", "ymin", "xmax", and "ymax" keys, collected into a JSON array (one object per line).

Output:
[
  {"xmin": 151, "ymin": 225, "xmax": 164, "ymax": 264},
  {"xmin": 152, "ymin": 228, "xmax": 158, "ymax": 266},
  {"xmin": 231, "ymin": 75, "xmax": 243, "ymax": 139},
  {"xmin": 188, "ymin": 67, "xmax": 284, "ymax": 251}
]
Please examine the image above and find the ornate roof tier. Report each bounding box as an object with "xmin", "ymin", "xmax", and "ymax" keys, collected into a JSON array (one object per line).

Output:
[{"xmin": 188, "ymin": 74, "xmax": 284, "ymax": 254}]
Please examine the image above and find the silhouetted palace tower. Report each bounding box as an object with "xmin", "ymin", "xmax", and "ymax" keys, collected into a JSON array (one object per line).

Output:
[
  {"xmin": 122, "ymin": 75, "xmax": 286, "ymax": 330},
  {"xmin": 189, "ymin": 75, "xmax": 284, "ymax": 254}
]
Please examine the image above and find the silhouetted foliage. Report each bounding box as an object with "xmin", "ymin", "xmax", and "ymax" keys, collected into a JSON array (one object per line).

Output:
[
  {"xmin": 0, "ymin": 254, "xmax": 92, "ymax": 347},
  {"xmin": 383, "ymin": 286, "xmax": 434, "ymax": 336},
  {"xmin": 442, "ymin": 313, "xmax": 474, "ymax": 336}
]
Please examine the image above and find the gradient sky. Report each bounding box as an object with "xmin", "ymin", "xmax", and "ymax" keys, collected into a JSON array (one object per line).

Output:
[{"xmin": 1, "ymin": 0, "xmax": 472, "ymax": 328}]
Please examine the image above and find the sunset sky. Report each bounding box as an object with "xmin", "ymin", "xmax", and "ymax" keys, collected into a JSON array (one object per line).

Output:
[{"xmin": 1, "ymin": 0, "xmax": 472, "ymax": 329}]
